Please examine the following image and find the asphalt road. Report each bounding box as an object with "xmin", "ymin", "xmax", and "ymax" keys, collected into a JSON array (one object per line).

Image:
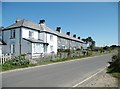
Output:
[{"xmin": 2, "ymin": 54, "xmax": 112, "ymax": 87}]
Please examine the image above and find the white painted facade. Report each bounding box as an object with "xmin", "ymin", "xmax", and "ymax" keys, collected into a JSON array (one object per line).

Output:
[
  {"xmin": 1, "ymin": 19, "xmax": 86, "ymax": 56},
  {"xmin": 2, "ymin": 27, "xmax": 58, "ymax": 56},
  {"xmin": 22, "ymin": 28, "xmax": 38, "ymax": 40},
  {"xmin": 46, "ymin": 33, "xmax": 57, "ymax": 54}
]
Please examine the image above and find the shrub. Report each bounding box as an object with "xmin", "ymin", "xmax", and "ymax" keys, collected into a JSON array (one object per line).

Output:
[
  {"xmin": 108, "ymin": 55, "xmax": 120, "ymax": 73},
  {"xmin": 3, "ymin": 54, "xmax": 29, "ymax": 67}
]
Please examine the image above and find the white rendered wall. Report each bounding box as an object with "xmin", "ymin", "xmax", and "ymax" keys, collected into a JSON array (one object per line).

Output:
[
  {"xmin": 22, "ymin": 28, "xmax": 39, "ymax": 40},
  {"xmin": 46, "ymin": 33, "xmax": 57, "ymax": 54}
]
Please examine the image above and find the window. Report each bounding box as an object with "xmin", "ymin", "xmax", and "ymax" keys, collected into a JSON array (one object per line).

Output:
[
  {"xmin": 29, "ymin": 31, "xmax": 34, "ymax": 38},
  {"xmin": 10, "ymin": 30, "xmax": 15, "ymax": 39},
  {"xmin": 33, "ymin": 43, "xmax": 43, "ymax": 53},
  {"xmin": 50, "ymin": 45, "xmax": 53, "ymax": 52},
  {"xmin": 44, "ymin": 45, "xmax": 47, "ymax": 53},
  {"xmin": 10, "ymin": 44, "xmax": 15, "ymax": 54},
  {"xmin": 50, "ymin": 35, "xmax": 53, "ymax": 41}
]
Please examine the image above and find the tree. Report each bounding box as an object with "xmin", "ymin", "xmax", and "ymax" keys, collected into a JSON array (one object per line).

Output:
[
  {"xmin": 90, "ymin": 41, "xmax": 95, "ymax": 50},
  {"xmin": 87, "ymin": 37, "xmax": 93, "ymax": 47},
  {"xmin": 82, "ymin": 37, "xmax": 96, "ymax": 50},
  {"xmin": 81, "ymin": 38, "xmax": 88, "ymax": 44}
]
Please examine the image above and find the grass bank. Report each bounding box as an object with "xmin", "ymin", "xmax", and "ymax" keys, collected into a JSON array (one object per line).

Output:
[
  {"xmin": 1, "ymin": 53, "xmax": 109, "ymax": 72},
  {"xmin": 107, "ymin": 54, "xmax": 120, "ymax": 87}
]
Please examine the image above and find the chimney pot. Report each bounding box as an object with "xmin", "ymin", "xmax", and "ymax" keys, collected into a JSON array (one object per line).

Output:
[
  {"xmin": 39, "ymin": 19, "xmax": 45, "ymax": 24},
  {"xmin": 66, "ymin": 32, "xmax": 70, "ymax": 36},
  {"xmin": 73, "ymin": 34, "xmax": 76, "ymax": 38},
  {"xmin": 56, "ymin": 27, "xmax": 61, "ymax": 32},
  {"xmin": 78, "ymin": 37, "xmax": 80, "ymax": 39}
]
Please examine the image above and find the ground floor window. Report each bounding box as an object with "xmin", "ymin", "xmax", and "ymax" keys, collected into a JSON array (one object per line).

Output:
[
  {"xmin": 44, "ymin": 45, "xmax": 47, "ymax": 53},
  {"xmin": 50, "ymin": 45, "xmax": 53, "ymax": 52},
  {"xmin": 10, "ymin": 44, "xmax": 15, "ymax": 54},
  {"xmin": 33, "ymin": 43, "xmax": 43, "ymax": 53}
]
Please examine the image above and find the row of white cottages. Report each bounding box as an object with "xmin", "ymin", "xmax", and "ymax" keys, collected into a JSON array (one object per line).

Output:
[{"xmin": 0, "ymin": 19, "xmax": 87, "ymax": 56}]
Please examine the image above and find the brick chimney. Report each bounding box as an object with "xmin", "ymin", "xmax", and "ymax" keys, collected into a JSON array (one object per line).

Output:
[
  {"xmin": 66, "ymin": 32, "xmax": 70, "ymax": 36},
  {"xmin": 39, "ymin": 19, "xmax": 45, "ymax": 24},
  {"xmin": 73, "ymin": 34, "xmax": 76, "ymax": 38},
  {"xmin": 56, "ymin": 27, "xmax": 61, "ymax": 33},
  {"xmin": 78, "ymin": 37, "xmax": 80, "ymax": 39},
  {"xmin": 16, "ymin": 18, "xmax": 21, "ymax": 23}
]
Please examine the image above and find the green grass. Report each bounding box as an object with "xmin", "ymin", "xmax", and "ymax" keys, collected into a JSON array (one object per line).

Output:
[
  {"xmin": 1, "ymin": 52, "xmax": 110, "ymax": 72},
  {"xmin": 107, "ymin": 52, "xmax": 120, "ymax": 88},
  {"xmin": 2, "ymin": 63, "xmax": 37, "ymax": 71}
]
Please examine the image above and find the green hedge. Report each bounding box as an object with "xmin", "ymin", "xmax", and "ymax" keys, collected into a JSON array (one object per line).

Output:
[{"xmin": 2, "ymin": 54, "xmax": 30, "ymax": 71}]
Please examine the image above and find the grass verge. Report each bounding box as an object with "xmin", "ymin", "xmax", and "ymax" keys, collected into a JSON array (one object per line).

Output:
[
  {"xmin": 1, "ymin": 53, "xmax": 109, "ymax": 72},
  {"xmin": 107, "ymin": 69, "xmax": 120, "ymax": 87}
]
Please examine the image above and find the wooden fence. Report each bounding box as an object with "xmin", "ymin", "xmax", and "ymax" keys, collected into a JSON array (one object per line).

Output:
[{"xmin": 0, "ymin": 54, "xmax": 12, "ymax": 64}]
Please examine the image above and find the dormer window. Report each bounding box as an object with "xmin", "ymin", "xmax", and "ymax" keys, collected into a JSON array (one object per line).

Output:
[
  {"xmin": 29, "ymin": 31, "xmax": 34, "ymax": 39},
  {"xmin": 10, "ymin": 30, "xmax": 15, "ymax": 39}
]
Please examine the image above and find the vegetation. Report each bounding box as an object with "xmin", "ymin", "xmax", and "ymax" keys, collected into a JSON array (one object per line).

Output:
[
  {"xmin": 82, "ymin": 37, "xmax": 96, "ymax": 51},
  {"xmin": 107, "ymin": 47, "xmax": 120, "ymax": 87},
  {"xmin": 2, "ymin": 44, "xmax": 116, "ymax": 71},
  {"xmin": 2, "ymin": 54, "xmax": 37, "ymax": 71},
  {"xmin": 1, "ymin": 50, "xmax": 107, "ymax": 71}
]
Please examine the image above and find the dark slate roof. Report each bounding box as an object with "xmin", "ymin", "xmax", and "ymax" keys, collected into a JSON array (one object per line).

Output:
[
  {"xmin": 4, "ymin": 19, "xmax": 84, "ymax": 43},
  {"xmin": 23, "ymin": 38, "xmax": 49, "ymax": 45},
  {"xmin": 40, "ymin": 24, "xmax": 84, "ymax": 43},
  {"xmin": 4, "ymin": 19, "xmax": 40, "ymax": 30}
]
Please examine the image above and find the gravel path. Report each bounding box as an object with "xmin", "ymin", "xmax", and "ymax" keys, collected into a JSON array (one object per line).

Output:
[{"xmin": 78, "ymin": 69, "xmax": 118, "ymax": 87}]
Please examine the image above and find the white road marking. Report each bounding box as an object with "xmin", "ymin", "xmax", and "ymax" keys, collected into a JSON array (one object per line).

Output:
[{"xmin": 72, "ymin": 67, "xmax": 107, "ymax": 87}]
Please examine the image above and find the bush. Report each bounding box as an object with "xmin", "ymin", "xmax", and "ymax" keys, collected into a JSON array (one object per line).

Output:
[
  {"xmin": 108, "ymin": 55, "xmax": 120, "ymax": 73},
  {"xmin": 2, "ymin": 54, "xmax": 30, "ymax": 70}
]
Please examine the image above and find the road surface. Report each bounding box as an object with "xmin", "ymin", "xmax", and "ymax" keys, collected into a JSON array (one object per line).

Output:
[{"xmin": 2, "ymin": 54, "xmax": 112, "ymax": 87}]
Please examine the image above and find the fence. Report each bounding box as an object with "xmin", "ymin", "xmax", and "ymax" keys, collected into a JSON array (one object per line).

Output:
[{"xmin": 0, "ymin": 54, "xmax": 12, "ymax": 64}]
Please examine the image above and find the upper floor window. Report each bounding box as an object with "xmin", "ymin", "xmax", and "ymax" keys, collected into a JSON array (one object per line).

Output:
[
  {"xmin": 10, "ymin": 30, "xmax": 15, "ymax": 39},
  {"xmin": 50, "ymin": 34, "xmax": 53, "ymax": 41},
  {"xmin": 29, "ymin": 31, "xmax": 34, "ymax": 39}
]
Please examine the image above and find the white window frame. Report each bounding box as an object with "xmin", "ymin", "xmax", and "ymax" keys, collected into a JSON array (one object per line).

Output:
[
  {"xmin": 29, "ymin": 31, "xmax": 34, "ymax": 39},
  {"xmin": 10, "ymin": 30, "xmax": 15, "ymax": 39},
  {"xmin": 10, "ymin": 44, "xmax": 15, "ymax": 54}
]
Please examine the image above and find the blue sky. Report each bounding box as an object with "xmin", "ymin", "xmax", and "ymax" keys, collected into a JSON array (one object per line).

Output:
[{"xmin": 2, "ymin": 2, "xmax": 118, "ymax": 47}]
